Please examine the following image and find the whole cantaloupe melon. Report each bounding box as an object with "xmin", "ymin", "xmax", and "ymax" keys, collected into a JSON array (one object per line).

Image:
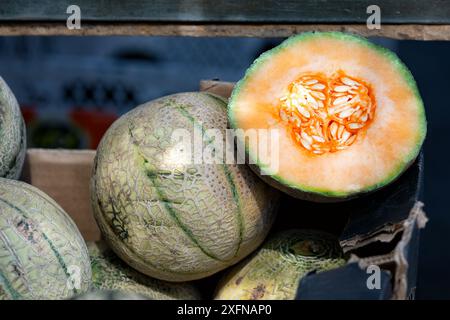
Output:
[
  {"xmin": 0, "ymin": 77, "xmax": 26, "ymax": 179},
  {"xmin": 72, "ymin": 289, "xmax": 148, "ymax": 300},
  {"xmin": 215, "ymin": 229, "xmax": 346, "ymax": 300},
  {"xmin": 88, "ymin": 241, "xmax": 201, "ymax": 299},
  {"xmin": 0, "ymin": 178, "xmax": 92, "ymax": 299},
  {"xmin": 91, "ymin": 92, "xmax": 279, "ymax": 282}
]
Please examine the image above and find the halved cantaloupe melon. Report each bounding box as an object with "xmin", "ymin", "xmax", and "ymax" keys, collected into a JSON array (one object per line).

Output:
[{"xmin": 228, "ymin": 32, "xmax": 426, "ymax": 202}]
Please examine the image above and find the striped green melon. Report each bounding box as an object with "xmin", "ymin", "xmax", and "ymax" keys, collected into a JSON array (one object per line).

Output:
[
  {"xmin": 215, "ymin": 229, "xmax": 346, "ymax": 300},
  {"xmin": 0, "ymin": 77, "xmax": 26, "ymax": 179},
  {"xmin": 72, "ymin": 289, "xmax": 148, "ymax": 300},
  {"xmin": 91, "ymin": 92, "xmax": 279, "ymax": 282},
  {"xmin": 228, "ymin": 32, "xmax": 426, "ymax": 202},
  {"xmin": 88, "ymin": 241, "xmax": 201, "ymax": 299},
  {"xmin": 0, "ymin": 178, "xmax": 92, "ymax": 300}
]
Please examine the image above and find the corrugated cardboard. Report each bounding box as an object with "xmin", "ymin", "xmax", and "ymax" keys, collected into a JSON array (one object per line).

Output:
[{"xmin": 21, "ymin": 148, "xmax": 101, "ymax": 241}]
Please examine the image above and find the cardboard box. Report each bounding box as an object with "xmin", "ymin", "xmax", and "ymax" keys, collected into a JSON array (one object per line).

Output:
[{"xmin": 21, "ymin": 148, "xmax": 101, "ymax": 241}]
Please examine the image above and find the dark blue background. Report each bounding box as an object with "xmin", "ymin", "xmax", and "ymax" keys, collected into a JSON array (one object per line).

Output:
[{"xmin": 397, "ymin": 41, "xmax": 450, "ymax": 299}]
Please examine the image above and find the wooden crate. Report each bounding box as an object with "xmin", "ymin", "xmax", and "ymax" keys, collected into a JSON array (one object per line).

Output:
[{"xmin": 0, "ymin": 0, "xmax": 449, "ymax": 40}]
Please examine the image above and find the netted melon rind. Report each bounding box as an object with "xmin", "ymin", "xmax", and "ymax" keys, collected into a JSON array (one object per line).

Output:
[{"xmin": 0, "ymin": 77, "xmax": 26, "ymax": 180}]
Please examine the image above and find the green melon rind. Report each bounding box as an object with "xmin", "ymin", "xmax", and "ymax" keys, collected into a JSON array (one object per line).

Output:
[
  {"xmin": 71, "ymin": 289, "xmax": 149, "ymax": 300},
  {"xmin": 88, "ymin": 241, "xmax": 201, "ymax": 300},
  {"xmin": 228, "ymin": 31, "xmax": 427, "ymax": 201},
  {"xmin": 0, "ymin": 178, "xmax": 92, "ymax": 300},
  {"xmin": 214, "ymin": 229, "xmax": 347, "ymax": 300},
  {"xmin": 0, "ymin": 77, "xmax": 27, "ymax": 180},
  {"xmin": 91, "ymin": 94, "xmax": 238, "ymax": 279},
  {"xmin": 172, "ymin": 102, "xmax": 245, "ymax": 258}
]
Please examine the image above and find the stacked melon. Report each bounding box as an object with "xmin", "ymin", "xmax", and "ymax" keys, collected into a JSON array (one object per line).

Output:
[
  {"xmin": 0, "ymin": 78, "xmax": 203, "ymax": 300},
  {"xmin": 89, "ymin": 32, "xmax": 426, "ymax": 299},
  {"xmin": 0, "ymin": 179, "xmax": 92, "ymax": 299},
  {"xmin": 87, "ymin": 241, "xmax": 201, "ymax": 299},
  {"xmin": 0, "ymin": 77, "xmax": 26, "ymax": 180},
  {"xmin": 0, "ymin": 78, "xmax": 93, "ymax": 299},
  {"xmin": 91, "ymin": 92, "xmax": 280, "ymax": 281},
  {"xmin": 1, "ymin": 32, "xmax": 427, "ymax": 300}
]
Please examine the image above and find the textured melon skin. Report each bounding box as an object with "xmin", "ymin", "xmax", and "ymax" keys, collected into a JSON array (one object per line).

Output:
[
  {"xmin": 214, "ymin": 229, "xmax": 346, "ymax": 300},
  {"xmin": 0, "ymin": 178, "xmax": 92, "ymax": 300},
  {"xmin": 72, "ymin": 289, "xmax": 148, "ymax": 300},
  {"xmin": 88, "ymin": 241, "xmax": 201, "ymax": 299},
  {"xmin": 228, "ymin": 32, "xmax": 427, "ymax": 202},
  {"xmin": 91, "ymin": 92, "xmax": 279, "ymax": 282},
  {"xmin": 0, "ymin": 77, "xmax": 26, "ymax": 180}
]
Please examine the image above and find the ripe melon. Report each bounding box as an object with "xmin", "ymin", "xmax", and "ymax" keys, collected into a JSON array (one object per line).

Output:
[
  {"xmin": 0, "ymin": 77, "xmax": 26, "ymax": 180},
  {"xmin": 214, "ymin": 229, "xmax": 346, "ymax": 300},
  {"xmin": 91, "ymin": 92, "xmax": 279, "ymax": 282},
  {"xmin": 88, "ymin": 241, "xmax": 201, "ymax": 299},
  {"xmin": 72, "ymin": 289, "xmax": 148, "ymax": 300},
  {"xmin": 0, "ymin": 178, "xmax": 92, "ymax": 299},
  {"xmin": 228, "ymin": 32, "xmax": 427, "ymax": 201}
]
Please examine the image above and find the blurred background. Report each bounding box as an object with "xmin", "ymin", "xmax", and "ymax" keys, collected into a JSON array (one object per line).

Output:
[{"xmin": 0, "ymin": 36, "xmax": 447, "ymax": 299}]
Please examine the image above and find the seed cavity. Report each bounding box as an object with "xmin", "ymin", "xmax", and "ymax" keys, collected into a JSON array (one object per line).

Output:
[
  {"xmin": 348, "ymin": 123, "xmax": 363, "ymax": 130},
  {"xmin": 301, "ymin": 132, "xmax": 313, "ymax": 144},
  {"xmin": 278, "ymin": 71, "xmax": 376, "ymax": 155},
  {"xmin": 312, "ymin": 135, "xmax": 325, "ymax": 143},
  {"xmin": 333, "ymin": 96, "xmax": 349, "ymax": 106},
  {"xmin": 334, "ymin": 85, "xmax": 350, "ymax": 92},
  {"xmin": 304, "ymin": 79, "xmax": 318, "ymax": 85},
  {"xmin": 311, "ymin": 83, "xmax": 326, "ymax": 90},
  {"xmin": 341, "ymin": 130, "xmax": 351, "ymax": 142},
  {"xmin": 338, "ymin": 108, "xmax": 355, "ymax": 119},
  {"xmin": 342, "ymin": 77, "xmax": 359, "ymax": 86},
  {"xmin": 297, "ymin": 106, "xmax": 310, "ymax": 118},
  {"xmin": 311, "ymin": 91, "xmax": 326, "ymax": 100}
]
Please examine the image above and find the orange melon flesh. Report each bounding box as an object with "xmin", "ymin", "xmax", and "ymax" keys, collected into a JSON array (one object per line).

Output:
[
  {"xmin": 228, "ymin": 32, "xmax": 426, "ymax": 199},
  {"xmin": 278, "ymin": 71, "xmax": 375, "ymax": 154}
]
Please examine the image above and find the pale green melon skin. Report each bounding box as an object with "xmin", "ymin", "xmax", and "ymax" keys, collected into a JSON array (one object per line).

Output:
[
  {"xmin": 228, "ymin": 32, "xmax": 427, "ymax": 202},
  {"xmin": 215, "ymin": 229, "xmax": 346, "ymax": 300},
  {"xmin": 72, "ymin": 289, "xmax": 148, "ymax": 300},
  {"xmin": 88, "ymin": 241, "xmax": 201, "ymax": 299},
  {"xmin": 91, "ymin": 92, "xmax": 279, "ymax": 282},
  {"xmin": 0, "ymin": 77, "xmax": 26, "ymax": 180},
  {"xmin": 0, "ymin": 178, "xmax": 92, "ymax": 300}
]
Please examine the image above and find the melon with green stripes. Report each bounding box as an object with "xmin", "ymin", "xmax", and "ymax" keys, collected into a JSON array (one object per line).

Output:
[
  {"xmin": 0, "ymin": 178, "xmax": 92, "ymax": 299},
  {"xmin": 0, "ymin": 77, "xmax": 26, "ymax": 180},
  {"xmin": 88, "ymin": 241, "xmax": 201, "ymax": 299},
  {"xmin": 72, "ymin": 289, "xmax": 149, "ymax": 300},
  {"xmin": 215, "ymin": 229, "xmax": 346, "ymax": 300},
  {"xmin": 91, "ymin": 92, "xmax": 279, "ymax": 281}
]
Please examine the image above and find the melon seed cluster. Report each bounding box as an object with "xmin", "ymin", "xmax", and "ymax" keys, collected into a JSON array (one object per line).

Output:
[{"xmin": 279, "ymin": 72, "xmax": 376, "ymax": 154}]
